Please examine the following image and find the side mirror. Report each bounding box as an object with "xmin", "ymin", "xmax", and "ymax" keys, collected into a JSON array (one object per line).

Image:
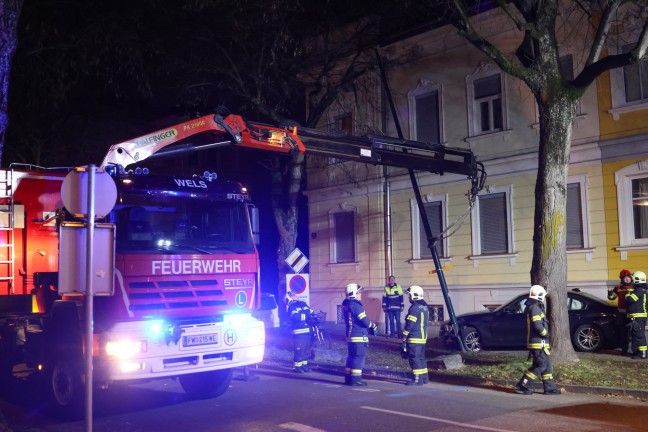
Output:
[{"xmin": 248, "ymin": 204, "xmax": 260, "ymax": 245}]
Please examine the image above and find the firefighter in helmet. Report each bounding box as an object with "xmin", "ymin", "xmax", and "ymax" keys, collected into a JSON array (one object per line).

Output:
[
  {"xmin": 608, "ymin": 269, "xmax": 634, "ymax": 355},
  {"xmin": 402, "ymin": 285, "xmax": 429, "ymax": 385},
  {"xmin": 626, "ymin": 271, "xmax": 647, "ymax": 360},
  {"xmin": 285, "ymin": 290, "xmax": 314, "ymax": 373},
  {"xmin": 342, "ymin": 283, "xmax": 378, "ymax": 386},
  {"xmin": 515, "ymin": 285, "xmax": 561, "ymax": 395}
]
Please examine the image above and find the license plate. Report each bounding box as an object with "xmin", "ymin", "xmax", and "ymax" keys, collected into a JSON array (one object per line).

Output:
[{"xmin": 183, "ymin": 333, "xmax": 219, "ymax": 347}]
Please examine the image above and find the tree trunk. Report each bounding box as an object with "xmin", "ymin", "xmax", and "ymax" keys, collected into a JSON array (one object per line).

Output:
[
  {"xmin": 0, "ymin": 0, "xmax": 23, "ymax": 165},
  {"xmin": 272, "ymin": 152, "xmax": 304, "ymax": 300},
  {"xmin": 531, "ymin": 96, "xmax": 579, "ymax": 364}
]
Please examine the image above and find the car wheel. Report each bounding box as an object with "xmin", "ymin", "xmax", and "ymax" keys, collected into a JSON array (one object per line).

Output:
[
  {"xmin": 572, "ymin": 324, "xmax": 605, "ymax": 352},
  {"xmin": 462, "ymin": 326, "xmax": 482, "ymax": 352},
  {"xmin": 179, "ymin": 369, "xmax": 232, "ymax": 399}
]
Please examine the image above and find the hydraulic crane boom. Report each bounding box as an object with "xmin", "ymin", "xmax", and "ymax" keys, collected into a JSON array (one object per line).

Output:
[{"xmin": 100, "ymin": 109, "xmax": 486, "ymax": 197}]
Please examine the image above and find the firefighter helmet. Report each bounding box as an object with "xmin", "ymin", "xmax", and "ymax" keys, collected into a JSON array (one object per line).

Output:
[
  {"xmin": 408, "ymin": 285, "xmax": 424, "ymax": 300},
  {"xmin": 529, "ymin": 285, "xmax": 547, "ymax": 301},
  {"xmin": 632, "ymin": 271, "xmax": 647, "ymax": 285},
  {"xmin": 346, "ymin": 283, "xmax": 362, "ymax": 298},
  {"xmin": 620, "ymin": 269, "xmax": 632, "ymax": 279}
]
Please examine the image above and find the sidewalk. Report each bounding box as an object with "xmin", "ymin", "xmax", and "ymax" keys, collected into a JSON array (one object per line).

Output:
[{"xmin": 262, "ymin": 326, "xmax": 648, "ymax": 400}]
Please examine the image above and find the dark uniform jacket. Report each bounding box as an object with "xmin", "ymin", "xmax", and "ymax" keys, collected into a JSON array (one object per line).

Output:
[
  {"xmin": 342, "ymin": 298, "xmax": 375, "ymax": 342},
  {"xmin": 287, "ymin": 300, "xmax": 313, "ymax": 335},
  {"xmin": 382, "ymin": 284, "xmax": 404, "ymax": 311},
  {"xmin": 525, "ymin": 298, "xmax": 550, "ymax": 350},
  {"xmin": 608, "ymin": 282, "xmax": 634, "ymax": 313},
  {"xmin": 403, "ymin": 300, "xmax": 429, "ymax": 344},
  {"xmin": 626, "ymin": 284, "xmax": 648, "ymax": 319}
]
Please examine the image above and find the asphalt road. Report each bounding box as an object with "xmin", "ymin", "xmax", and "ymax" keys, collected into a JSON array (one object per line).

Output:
[{"xmin": 2, "ymin": 366, "xmax": 647, "ymax": 432}]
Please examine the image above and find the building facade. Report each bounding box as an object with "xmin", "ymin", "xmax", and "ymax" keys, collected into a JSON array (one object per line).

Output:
[{"xmin": 303, "ymin": 7, "xmax": 648, "ymax": 328}]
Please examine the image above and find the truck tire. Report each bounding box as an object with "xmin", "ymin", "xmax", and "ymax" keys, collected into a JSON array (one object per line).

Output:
[
  {"xmin": 47, "ymin": 359, "xmax": 84, "ymax": 419},
  {"xmin": 179, "ymin": 369, "xmax": 232, "ymax": 400}
]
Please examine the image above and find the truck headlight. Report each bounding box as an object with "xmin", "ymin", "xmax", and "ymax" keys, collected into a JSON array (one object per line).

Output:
[{"xmin": 105, "ymin": 339, "xmax": 147, "ymax": 359}]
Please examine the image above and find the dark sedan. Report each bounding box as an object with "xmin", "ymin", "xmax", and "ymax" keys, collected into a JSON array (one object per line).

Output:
[{"xmin": 440, "ymin": 289, "xmax": 620, "ymax": 352}]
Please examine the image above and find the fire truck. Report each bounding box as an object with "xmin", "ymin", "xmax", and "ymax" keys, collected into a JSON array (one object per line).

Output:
[{"xmin": 0, "ymin": 108, "xmax": 485, "ymax": 417}]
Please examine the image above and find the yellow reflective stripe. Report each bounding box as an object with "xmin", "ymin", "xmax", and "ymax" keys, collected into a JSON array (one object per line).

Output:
[
  {"xmin": 628, "ymin": 312, "xmax": 648, "ymax": 318},
  {"xmin": 627, "ymin": 293, "xmax": 638, "ymax": 301},
  {"xmin": 542, "ymin": 374, "xmax": 553, "ymax": 380},
  {"xmin": 292, "ymin": 328, "xmax": 310, "ymax": 334},
  {"xmin": 402, "ymin": 330, "xmax": 410, "ymax": 336},
  {"xmin": 407, "ymin": 315, "xmax": 417, "ymax": 322},
  {"xmin": 407, "ymin": 338, "xmax": 426, "ymax": 344},
  {"xmin": 528, "ymin": 343, "xmax": 551, "ymax": 349},
  {"xmin": 524, "ymin": 370, "xmax": 538, "ymax": 380},
  {"xmin": 358, "ymin": 311, "xmax": 367, "ymax": 319},
  {"xmin": 412, "ymin": 368, "xmax": 428, "ymax": 375},
  {"xmin": 531, "ymin": 315, "xmax": 543, "ymax": 322},
  {"xmin": 539, "ymin": 329, "xmax": 548, "ymax": 336},
  {"xmin": 347, "ymin": 336, "xmax": 369, "ymax": 342},
  {"xmin": 351, "ymin": 369, "xmax": 362, "ymax": 376}
]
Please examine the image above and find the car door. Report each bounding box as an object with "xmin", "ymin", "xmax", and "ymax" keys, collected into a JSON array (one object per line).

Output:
[{"xmin": 489, "ymin": 295, "xmax": 528, "ymax": 348}]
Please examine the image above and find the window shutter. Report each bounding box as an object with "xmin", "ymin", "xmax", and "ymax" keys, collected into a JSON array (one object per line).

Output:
[
  {"xmin": 479, "ymin": 193, "xmax": 507, "ymax": 254},
  {"xmin": 418, "ymin": 201, "xmax": 443, "ymax": 258},
  {"xmin": 335, "ymin": 211, "xmax": 355, "ymax": 263}
]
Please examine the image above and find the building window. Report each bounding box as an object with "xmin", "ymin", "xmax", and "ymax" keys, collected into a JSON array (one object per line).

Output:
[
  {"xmin": 622, "ymin": 44, "xmax": 648, "ymax": 103},
  {"xmin": 408, "ymin": 79, "xmax": 443, "ymax": 144},
  {"xmin": 615, "ymin": 161, "xmax": 648, "ymax": 249},
  {"xmin": 471, "ymin": 185, "xmax": 513, "ymax": 256},
  {"xmin": 410, "ymin": 196, "xmax": 447, "ymax": 259},
  {"xmin": 329, "ymin": 208, "xmax": 356, "ymax": 263},
  {"xmin": 566, "ymin": 176, "xmax": 590, "ymax": 249},
  {"xmin": 428, "ymin": 305, "xmax": 445, "ymax": 323},
  {"xmin": 472, "ymin": 73, "xmax": 504, "ymax": 134},
  {"xmin": 333, "ymin": 112, "xmax": 353, "ymax": 135},
  {"xmin": 632, "ymin": 177, "xmax": 648, "ymax": 239}
]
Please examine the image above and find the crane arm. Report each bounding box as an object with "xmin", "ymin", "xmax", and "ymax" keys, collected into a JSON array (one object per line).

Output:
[{"xmin": 99, "ymin": 110, "xmax": 485, "ymax": 196}]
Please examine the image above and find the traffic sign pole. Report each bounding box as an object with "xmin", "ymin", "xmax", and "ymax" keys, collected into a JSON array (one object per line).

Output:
[{"xmin": 84, "ymin": 166, "xmax": 95, "ymax": 432}]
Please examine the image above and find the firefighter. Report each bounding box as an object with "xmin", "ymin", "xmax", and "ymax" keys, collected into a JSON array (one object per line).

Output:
[
  {"xmin": 402, "ymin": 285, "xmax": 429, "ymax": 386},
  {"xmin": 382, "ymin": 275, "xmax": 404, "ymax": 338},
  {"xmin": 515, "ymin": 285, "xmax": 561, "ymax": 395},
  {"xmin": 342, "ymin": 283, "xmax": 378, "ymax": 386},
  {"xmin": 608, "ymin": 269, "xmax": 634, "ymax": 355},
  {"xmin": 285, "ymin": 290, "xmax": 314, "ymax": 373},
  {"xmin": 626, "ymin": 271, "xmax": 647, "ymax": 360}
]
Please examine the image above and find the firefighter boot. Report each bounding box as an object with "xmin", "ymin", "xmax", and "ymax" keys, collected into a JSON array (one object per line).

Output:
[
  {"xmin": 633, "ymin": 350, "xmax": 647, "ymax": 360},
  {"xmin": 301, "ymin": 364, "xmax": 312, "ymax": 373},
  {"xmin": 344, "ymin": 374, "xmax": 351, "ymax": 385},
  {"xmin": 515, "ymin": 377, "xmax": 533, "ymax": 395},
  {"xmin": 293, "ymin": 366, "xmax": 304, "ymax": 374},
  {"xmin": 542, "ymin": 379, "xmax": 561, "ymax": 395},
  {"xmin": 405, "ymin": 374, "xmax": 425, "ymax": 386},
  {"xmin": 350, "ymin": 375, "xmax": 368, "ymax": 386}
]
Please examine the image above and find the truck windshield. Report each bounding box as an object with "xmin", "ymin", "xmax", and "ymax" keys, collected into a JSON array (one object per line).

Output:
[{"xmin": 111, "ymin": 194, "xmax": 255, "ymax": 254}]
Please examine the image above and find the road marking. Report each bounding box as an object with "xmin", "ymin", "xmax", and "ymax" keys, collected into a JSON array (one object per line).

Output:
[
  {"xmin": 386, "ymin": 392, "xmax": 413, "ymax": 397},
  {"xmin": 312, "ymin": 382, "xmax": 342, "ymax": 388},
  {"xmin": 361, "ymin": 406, "xmax": 518, "ymax": 432},
  {"xmin": 279, "ymin": 422, "xmax": 327, "ymax": 432},
  {"xmin": 353, "ymin": 388, "xmax": 380, "ymax": 392}
]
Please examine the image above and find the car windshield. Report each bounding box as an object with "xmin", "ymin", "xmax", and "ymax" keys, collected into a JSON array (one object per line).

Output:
[
  {"xmin": 110, "ymin": 194, "xmax": 255, "ymax": 254},
  {"xmin": 494, "ymin": 295, "xmax": 526, "ymax": 313}
]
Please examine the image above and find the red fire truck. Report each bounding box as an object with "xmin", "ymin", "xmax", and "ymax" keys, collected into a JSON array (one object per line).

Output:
[{"xmin": 0, "ymin": 109, "xmax": 485, "ymax": 418}]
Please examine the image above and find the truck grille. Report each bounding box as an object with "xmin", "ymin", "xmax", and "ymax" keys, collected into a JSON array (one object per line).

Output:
[{"xmin": 127, "ymin": 279, "xmax": 228, "ymax": 312}]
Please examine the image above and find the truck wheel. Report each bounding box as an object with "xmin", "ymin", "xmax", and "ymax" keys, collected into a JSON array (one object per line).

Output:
[
  {"xmin": 179, "ymin": 369, "xmax": 232, "ymax": 399},
  {"xmin": 48, "ymin": 359, "xmax": 84, "ymax": 419}
]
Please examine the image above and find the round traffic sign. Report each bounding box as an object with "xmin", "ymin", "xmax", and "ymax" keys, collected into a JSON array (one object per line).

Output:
[
  {"xmin": 288, "ymin": 274, "xmax": 307, "ymax": 294},
  {"xmin": 61, "ymin": 168, "xmax": 117, "ymax": 217}
]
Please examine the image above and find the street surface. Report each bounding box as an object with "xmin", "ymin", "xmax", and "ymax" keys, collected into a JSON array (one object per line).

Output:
[{"xmin": 2, "ymin": 366, "xmax": 647, "ymax": 432}]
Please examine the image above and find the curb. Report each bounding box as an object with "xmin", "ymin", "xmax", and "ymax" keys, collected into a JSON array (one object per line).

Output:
[{"xmin": 259, "ymin": 359, "xmax": 648, "ymax": 400}]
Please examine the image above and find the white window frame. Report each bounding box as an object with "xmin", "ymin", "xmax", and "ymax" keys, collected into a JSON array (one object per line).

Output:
[
  {"xmin": 408, "ymin": 79, "xmax": 444, "ymax": 144},
  {"xmin": 410, "ymin": 194, "xmax": 448, "ymax": 260},
  {"xmin": 328, "ymin": 204, "xmax": 358, "ymax": 265},
  {"xmin": 470, "ymin": 184, "xmax": 516, "ymax": 266},
  {"xmin": 615, "ymin": 160, "xmax": 648, "ymax": 258},
  {"xmin": 566, "ymin": 174, "xmax": 592, "ymax": 253},
  {"xmin": 466, "ymin": 63, "xmax": 508, "ymax": 137}
]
